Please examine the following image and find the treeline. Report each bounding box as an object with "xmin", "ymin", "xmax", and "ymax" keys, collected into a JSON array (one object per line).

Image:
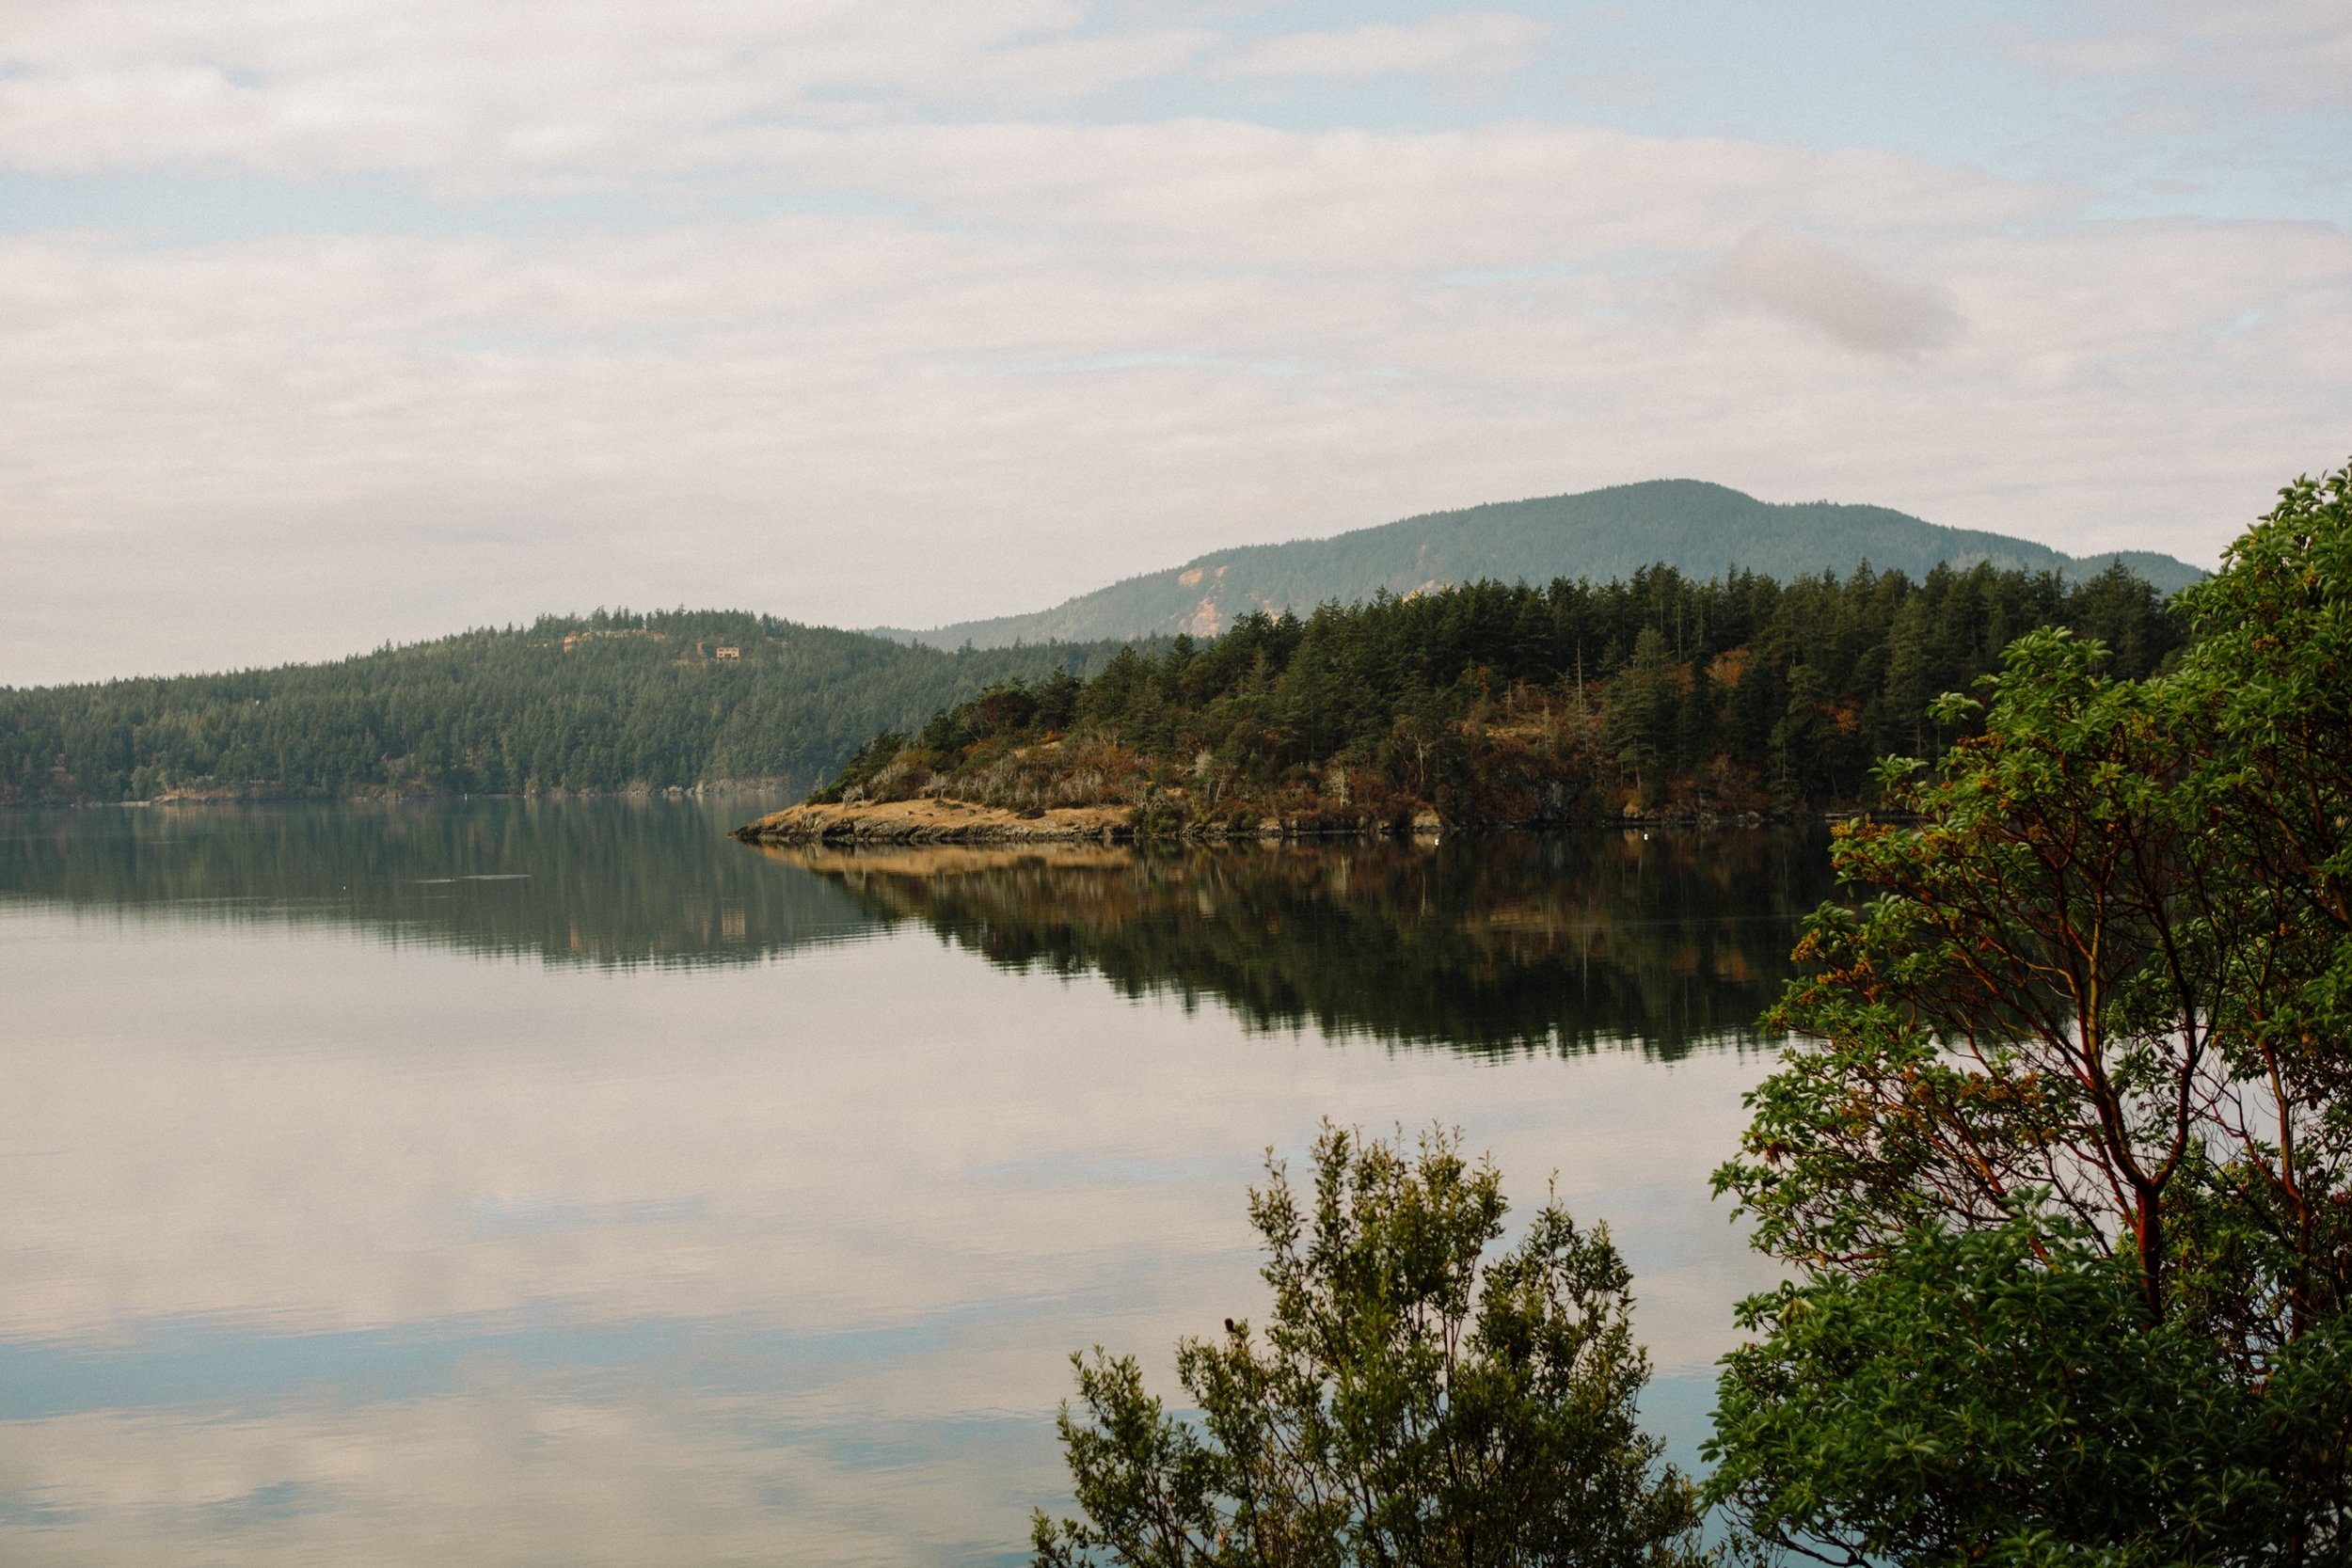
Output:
[
  {"xmin": 0, "ymin": 609, "xmax": 1135, "ymax": 804},
  {"xmin": 816, "ymin": 560, "xmax": 2185, "ymax": 825}
]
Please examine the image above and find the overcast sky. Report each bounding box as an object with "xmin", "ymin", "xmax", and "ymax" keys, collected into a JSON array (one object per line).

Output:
[{"xmin": 4, "ymin": 1, "xmax": 2348, "ymax": 684}]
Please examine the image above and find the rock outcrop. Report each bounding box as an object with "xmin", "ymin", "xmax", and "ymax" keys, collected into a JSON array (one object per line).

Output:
[{"xmin": 732, "ymin": 798, "xmax": 1139, "ymax": 845}]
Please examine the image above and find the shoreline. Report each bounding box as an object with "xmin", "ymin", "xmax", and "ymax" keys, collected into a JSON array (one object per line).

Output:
[
  {"xmin": 4, "ymin": 779, "xmax": 805, "ymax": 810},
  {"xmin": 730, "ymin": 797, "xmax": 1803, "ymax": 846}
]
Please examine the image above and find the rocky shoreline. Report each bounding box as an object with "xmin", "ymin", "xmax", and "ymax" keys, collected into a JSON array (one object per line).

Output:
[
  {"xmin": 8, "ymin": 777, "xmax": 806, "ymax": 810},
  {"xmin": 731, "ymin": 798, "xmax": 1320, "ymax": 845},
  {"xmin": 729, "ymin": 798, "xmax": 1797, "ymax": 846}
]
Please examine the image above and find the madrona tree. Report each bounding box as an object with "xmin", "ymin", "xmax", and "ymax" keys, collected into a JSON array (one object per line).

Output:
[{"xmin": 1708, "ymin": 464, "xmax": 2352, "ymax": 1563}]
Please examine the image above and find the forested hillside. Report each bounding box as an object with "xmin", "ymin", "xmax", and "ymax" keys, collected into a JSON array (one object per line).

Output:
[
  {"xmin": 897, "ymin": 479, "xmax": 2204, "ymax": 649},
  {"xmin": 0, "ymin": 610, "xmax": 1131, "ymax": 804},
  {"xmin": 816, "ymin": 560, "xmax": 2184, "ymax": 829}
]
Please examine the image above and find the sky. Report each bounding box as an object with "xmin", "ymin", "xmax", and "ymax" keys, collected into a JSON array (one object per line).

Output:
[{"xmin": 3, "ymin": 1, "xmax": 2348, "ymax": 685}]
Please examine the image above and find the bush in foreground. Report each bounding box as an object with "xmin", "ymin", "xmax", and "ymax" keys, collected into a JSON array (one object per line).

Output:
[{"xmin": 1033, "ymin": 1123, "xmax": 1704, "ymax": 1568}]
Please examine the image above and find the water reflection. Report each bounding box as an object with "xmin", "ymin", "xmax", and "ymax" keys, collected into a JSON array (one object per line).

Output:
[
  {"xmin": 0, "ymin": 808, "xmax": 1835, "ymax": 1053},
  {"xmin": 0, "ymin": 803, "xmax": 1820, "ymax": 1565},
  {"xmin": 769, "ymin": 831, "xmax": 1834, "ymax": 1057},
  {"xmin": 4, "ymin": 805, "xmax": 1831, "ymax": 1056},
  {"xmin": 0, "ymin": 797, "xmax": 879, "ymax": 968}
]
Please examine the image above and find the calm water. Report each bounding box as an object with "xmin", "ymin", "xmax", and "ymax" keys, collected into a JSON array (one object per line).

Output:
[{"xmin": 0, "ymin": 799, "xmax": 1833, "ymax": 1566}]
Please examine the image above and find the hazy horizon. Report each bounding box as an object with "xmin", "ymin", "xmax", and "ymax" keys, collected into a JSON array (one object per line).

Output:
[
  {"xmin": 6, "ymin": 2, "xmax": 2347, "ymax": 685},
  {"xmin": 4, "ymin": 474, "xmax": 2213, "ymax": 689}
]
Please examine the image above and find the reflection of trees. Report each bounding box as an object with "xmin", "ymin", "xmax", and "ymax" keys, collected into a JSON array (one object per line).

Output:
[
  {"xmin": 4, "ymin": 808, "xmax": 1836, "ymax": 1045},
  {"xmin": 776, "ymin": 831, "xmax": 1836, "ymax": 1058},
  {"xmin": 0, "ymin": 799, "xmax": 880, "ymax": 969}
]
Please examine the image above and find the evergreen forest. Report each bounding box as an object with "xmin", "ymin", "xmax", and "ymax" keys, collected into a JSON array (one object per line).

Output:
[
  {"xmin": 0, "ymin": 610, "xmax": 1134, "ymax": 804},
  {"xmin": 817, "ymin": 559, "xmax": 2185, "ymax": 827}
]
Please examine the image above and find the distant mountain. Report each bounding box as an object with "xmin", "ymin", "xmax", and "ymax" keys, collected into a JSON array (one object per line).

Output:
[{"xmin": 889, "ymin": 480, "xmax": 2206, "ymax": 650}]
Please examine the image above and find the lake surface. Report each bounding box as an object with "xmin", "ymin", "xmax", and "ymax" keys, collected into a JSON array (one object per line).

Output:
[{"xmin": 0, "ymin": 799, "xmax": 1833, "ymax": 1565}]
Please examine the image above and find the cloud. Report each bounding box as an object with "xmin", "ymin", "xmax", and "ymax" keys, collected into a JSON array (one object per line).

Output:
[
  {"xmin": 1216, "ymin": 11, "xmax": 1545, "ymax": 81},
  {"xmin": 1709, "ymin": 230, "xmax": 1964, "ymax": 358},
  {"xmin": 0, "ymin": 912, "xmax": 1778, "ymax": 1559},
  {"xmin": 0, "ymin": 12, "xmax": 2343, "ymax": 680},
  {"xmin": 0, "ymin": 1, "xmax": 1216, "ymax": 186},
  {"xmin": 1, "ymin": 1383, "xmax": 1076, "ymax": 1564},
  {"xmin": 2, "ymin": 114, "xmax": 2345, "ymax": 682},
  {"xmin": 735, "ymin": 119, "xmax": 2037, "ymax": 271},
  {"xmin": 2017, "ymin": 0, "xmax": 2352, "ymax": 111}
]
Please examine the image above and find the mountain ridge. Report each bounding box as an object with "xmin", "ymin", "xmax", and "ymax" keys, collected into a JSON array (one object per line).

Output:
[
  {"xmin": 0, "ymin": 610, "xmax": 1137, "ymax": 804},
  {"xmin": 884, "ymin": 479, "xmax": 2204, "ymax": 650}
]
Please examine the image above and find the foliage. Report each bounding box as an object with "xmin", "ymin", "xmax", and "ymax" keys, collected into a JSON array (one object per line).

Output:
[
  {"xmin": 6, "ymin": 562, "xmax": 2182, "ymax": 817},
  {"xmin": 1717, "ymin": 628, "xmax": 2225, "ymax": 1302},
  {"xmin": 0, "ymin": 609, "xmax": 1131, "ymax": 802},
  {"xmin": 1708, "ymin": 462, "xmax": 2352, "ymax": 1563},
  {"xmin": 1708, "ymin": 1218, "xmax": 2342, "ymax": 1565},
  {"xmin": 821, "ymin": 561, "xmax": 2185, "ymax": 827},
  {"xmin": 1033, "ymin": 1123, "xmax": 1704, "ymax": 1568}
]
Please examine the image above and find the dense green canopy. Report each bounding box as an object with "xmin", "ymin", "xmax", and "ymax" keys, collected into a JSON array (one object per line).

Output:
[
  {"xmin": 1708, "ymin": 463, "xmax": 2352, "ymax": 1562},
  {"xmin": 825, "ymin": 560, "xmax": 2184, "ymax": 825},
  {"xmin": 0, "ymin": 609, "xmax": 1132, "ymax": 803},
  {"xmin": 1034, "ymin": 1124, "xmax": 1705, "ymax": 1568}
]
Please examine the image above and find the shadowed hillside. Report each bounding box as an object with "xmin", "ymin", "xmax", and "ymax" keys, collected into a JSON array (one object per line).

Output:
[
  {"xmin": 0, "ymin": 610, "xmax": 1137, "ymax": 804},
  {"xmin": 891, "ymin": 480, "xmax": 2203, "ymax": 649}
]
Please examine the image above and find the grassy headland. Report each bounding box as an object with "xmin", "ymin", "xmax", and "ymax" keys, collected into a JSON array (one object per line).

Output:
[{"xmin": 745, "ymin": 560, "xmax": 2182, "ymax": 844}]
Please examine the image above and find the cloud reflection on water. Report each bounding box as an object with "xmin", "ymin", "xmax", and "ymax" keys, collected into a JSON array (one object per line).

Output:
[{"xmin": 0, "ymin": 810, "xmax": 1799, "ymax": 1563}]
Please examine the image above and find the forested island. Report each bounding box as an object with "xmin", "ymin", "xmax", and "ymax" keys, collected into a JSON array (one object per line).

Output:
[
  {"xmin": 745, "ymin": 558, "xmax": 2181, "ymax": 843},
  {"xmin": 0, "ymin": 610, "xmax": 1134, "ymax": 804},
  {"xmin": 1025, "ymin": 467, "xmax": 2352, "ymax": 1566},
  {"xmin": 4, "ymin": 562, "xmax": 2182, "ymax": 825}
]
